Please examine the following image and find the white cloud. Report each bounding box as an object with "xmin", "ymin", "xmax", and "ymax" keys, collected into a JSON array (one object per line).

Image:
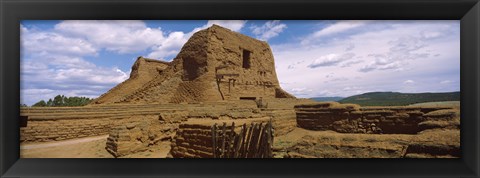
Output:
[
  {"xmin": 54, "ymin": 20, "xmax": 166, "ymax": 54},
  {"xmin": 421, "ymin": 31, "xmax": 442, "ymax": 39},
  {"xmin": 345, "ymin": 43, "xmax": 355, "ymax": 51},
  {"xmin": 24, "ymin": 20, "xmax": 248, "ymax": 61},
  {"xmin": 313, "ymin": 20, "xmax": 369, "ymax": 38},
  {"xmin": 308, "ymin": 53, "xmax": 355, "ymax": 68},
  {"xmin": 287, "ymin": 60, "xmax": 305, "ymax": 70},
  {"xmin": 147, "ymin": 20, "xmax": 247, "ymax": 60},
  {"xmin": 21, "ymin": 22, "xmax": 134, "ymax": 105},
  {"xmin": 273, "ymin": 20, "xmax": 459, "ymax": 98},
  {"xmin": 290, "ymin": 87, "xmax": 307, "ymax": 92},
  {"xmin": 440, "ymin": 80, "xmax": 452, "ymax": 84},
  {"xmin": 147, "ymin": 31, "xmax": 188, "ymax": 60},
  {"xmin": 22, "ymin": 55, "xmax": 129, "ymax": 85},
  {"xmin": 190, "ymin": 20, "xmax": 247, "ymax": 34},
  {"xmin": 357, "ymin": 35, "xmax": 430, "ymax": 73},
  {"xmin": 403, "ymin": 80, "xmax": 415, "ymax": 84},
  {"xmin": 340, "ymin": 60, "xmax": 363, "ymax": 67},
  {"xmin": 302, "ymin": 20, "xmax": 370, "ymax": 44},
  {"xmin": 342, "ymin": 86, "xmax": 362, "ymax": 91},
  {"xmin": 21, "ymin": 55, "xmax": 129, "ymax": 105},
  {"xmin": 250, "ymin": 20, "xmax": 287, "ymax": 41},
  {"xmin": 21, "ymin": 27, "xmax": 97, "ymax": 57},
  {"xmin": 206, "ymin": 20, "xmax": 246, "ymax": 32},
  {"xmin": 53, "ymin": 20, "xmax": 246, "ymax": 60}
]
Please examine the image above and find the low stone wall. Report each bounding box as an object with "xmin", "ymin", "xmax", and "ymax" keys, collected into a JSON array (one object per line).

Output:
[
  {"xmin": 105, "ymin": 116, "xmax": 177, "ymax": 157},
  {"xmin": 262, "ymin": 98, "xmax": 318, "ymax": 109},
  {"xmin": 20, "ymin": 115, "xmax": 158, "ymax": 142},
  {"xmin": 169, "ymin": 118, "xmax": 270, "ymax": 158},
  {"xmin": 295, "ymin": 102, "xmax": 456, "ymax": 134},
  {"xmin": 19, "ymin": 102, "xmax": 260, "ymax": 143},
  {"xmin": 264, "ymin": 110, "xmax": 297, "ymax": 136}
]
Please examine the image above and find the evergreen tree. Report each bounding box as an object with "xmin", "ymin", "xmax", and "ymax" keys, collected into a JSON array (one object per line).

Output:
[
  {"xmin": 32, "ymin": 95, "xmax": 93, "ymax": 107},
  {"xmin": 32, "ymin": 100, "xmax": 47, "ymax": 107},
  {"xmin": 47, "ymin": 99, "xmax": 53, "ymax": 106},
  {"xmin": 53, "ymin": 95, "xmax": 64, "ymax": 106}
]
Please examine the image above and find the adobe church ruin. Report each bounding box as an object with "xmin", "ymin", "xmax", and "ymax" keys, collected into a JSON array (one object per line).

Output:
[
  {"xmin": 20, "ymin": 24, "xmax": 460, "ymax": 159},
  {"xmin": 92, "ymin": 25, "xmax": 294, "ymax": 105}
]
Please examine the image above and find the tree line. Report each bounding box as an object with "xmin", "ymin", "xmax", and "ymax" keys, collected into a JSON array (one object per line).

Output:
[{"xmin": 31, "ymin": 95, "xmax": 93, "ymax": 107}]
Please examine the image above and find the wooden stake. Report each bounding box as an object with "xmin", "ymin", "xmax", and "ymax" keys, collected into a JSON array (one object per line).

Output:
[
  {"xmin": 212, "ymin": 123, "xmax": 217, "ymax": 158},
  {"xmin": 220, "ymin": 122, "xmax": 227, "ymax": 157},
  {"xmin": 226, "ymin": 122, "xmax": 235, "ymax": 158}
]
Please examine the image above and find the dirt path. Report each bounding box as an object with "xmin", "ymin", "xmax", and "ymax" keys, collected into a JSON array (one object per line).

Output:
[
  {"xmin": 21, "ymin": 135, "xmax": 109, "ymax": 150},
  {"xmin": 20, "ymin": 135, "xmax": 171, "ymax": 158}
]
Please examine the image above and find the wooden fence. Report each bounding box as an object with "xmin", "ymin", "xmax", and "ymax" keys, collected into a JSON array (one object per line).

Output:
[{"xmin": 211, "ymin": 119, "xmax": 273, "ymax": 158}]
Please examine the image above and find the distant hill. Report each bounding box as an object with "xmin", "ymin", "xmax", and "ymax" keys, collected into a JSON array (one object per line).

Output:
[
  {"xmin": 338, "ymin": 91, "xmax": 460, "ymax": 106},
  {"xmin": 310, "ymin": 97, "xmax": 344, "ymax": 102}
]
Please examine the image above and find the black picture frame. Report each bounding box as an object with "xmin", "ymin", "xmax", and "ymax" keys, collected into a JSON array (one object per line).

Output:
[{"xmin": 1, "ymin": 0, "xmax": 479, "ymax": 177}]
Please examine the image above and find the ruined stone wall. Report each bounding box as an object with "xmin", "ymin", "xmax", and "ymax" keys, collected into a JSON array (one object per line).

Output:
[
  {"xmin": 207, "ymin": 25, "xmax": 281, "ymax": 100},
  {"xmin": 92, "ymin": 57, "xmax": 170, "ymax": 105},
  {"xmin": 167, "ymin": 108, "xmax": 295, "ymax": 158},
  {"xmin": 105, "ymin": 116, "xmax": 177, "ymax": 157},
  {"xmin": 119, "ymin": 29, "xmax": 217, "ymax": 104},
  {"xmin": 169, "ymin": 122, "xmax": 218, "ymax": 158},
  {"xmin": 295, "ymin": 103, "xmax": 359, "ymax": 131},
  {"xmin": 169, "ymin": 118, "xmax": 270, "ymax": 158},
  {"xmin": 20, "ymin": 115, "xmax": 158, "ymax": 142},
  {"xmin": 295, "ymin": 102, "xmax": 457, "ymax": 134},
  {"xmin": 262, "ymin": 98, "xmax": 318, "ymax": 109},
  {"xmin": 91, "ymin": 25, "xmax": 294, "ymax": 105},
  {"xmin": 19, "ymin": 101, "xmax": 261, "ymax": 143},
  {"xmin": 264, "ymin": 110, "xmax": 297, "ymax": 136}
]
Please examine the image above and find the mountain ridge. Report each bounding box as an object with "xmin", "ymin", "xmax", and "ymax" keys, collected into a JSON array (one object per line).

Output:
[{"xmin": 334, "ymin": 91, "xmax": 459, "ymax": 106}]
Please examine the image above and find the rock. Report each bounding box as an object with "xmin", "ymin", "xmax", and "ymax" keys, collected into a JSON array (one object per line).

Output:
[{"xmin": 126, "ymin": 123, "xmax": 136, "ymax": 129}]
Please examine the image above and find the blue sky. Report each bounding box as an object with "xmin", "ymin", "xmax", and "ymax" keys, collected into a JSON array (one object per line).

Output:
[{"xmin": 20, "ymin": 20, "xmax": 460, "ymax": 105}]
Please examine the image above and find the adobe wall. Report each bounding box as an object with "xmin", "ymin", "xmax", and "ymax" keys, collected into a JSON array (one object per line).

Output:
[
  {"xmin": 263, "ymin": 109, "xmax": 297, "ymax": 136},
  {"xmin": 19, "ymin": 101, "xmax": 261, "ymax": 143},
  {"xmin": 295, "ymin": 102, "xmax": 457, "ymax": 134},
  {"xmin": 92, "ymin": 57, "xmax": 170, "ymax": 104},
  {"xmin": 206, "ymin": 25, "xmax": 284, "ymax": 100},
  {"xmin": 105, "ymin": 116, "xmax": 177, "ymax": 157},
  {"xmin": 169, "ymin": 118, "xmax": 270, "ymax": 158},
  {"xmin": 92, "ymin": 25, "xmax": 294, "ymax": 105},
  {"xmin": 20, "ymin": 116, "xmax": 156, "ymax": 142},
  {"xmin": 168, "ymin": 109, "xmax": 299, "ymax": 158}
]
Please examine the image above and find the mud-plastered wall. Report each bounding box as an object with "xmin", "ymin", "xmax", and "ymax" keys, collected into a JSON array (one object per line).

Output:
[
  {"xmin": 264, "ymin": 109, "xmax": 297, "ymax": 136},
  {"xmin": 295, "ymin": 102, "xmax": 458, "ymax": 134},
  {"xmin": 169, "ymin": 118, "xmax": 270, "ymax": 158},
  {"xmin": 105, "ymin": 116, "xmax": 177, "ymax": 157},
  {"xmin": 20, "ymin": 115, "xmax": 159, "ymax": 142}
]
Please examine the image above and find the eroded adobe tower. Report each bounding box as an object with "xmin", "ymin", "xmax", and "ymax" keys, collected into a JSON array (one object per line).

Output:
[{"xmin": 92, "ymin": 25, "xmax": 294, "ymax": 104}]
